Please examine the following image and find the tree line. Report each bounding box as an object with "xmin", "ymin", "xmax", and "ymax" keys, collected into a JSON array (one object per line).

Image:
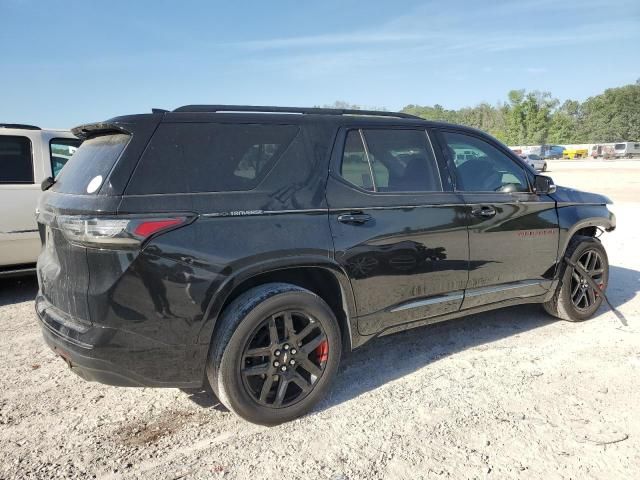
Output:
[
  {"xmin": 401, "ymin": 80, "xmax": 640, "ymax": 145},
  {"xmin": 328, "ymin": 80, "xmax": 640, "ymax": 146}
]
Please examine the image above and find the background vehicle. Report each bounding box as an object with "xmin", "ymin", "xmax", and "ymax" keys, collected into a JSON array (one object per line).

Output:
[
  {"xmin": 519, "ymin": 144, "xmax": 565, "ymax": 159},
  {"xmin": 0, "ymin": 124, "xmax": 80, "ymax": 276},
  {"xmin": 36, "ymin": 106, "xmax": 615, "ymax": 425},
  {"xmin": 540, "ymin": 145, "xmax": 565, "ymax": 159},
  {"xmin": 563, "ymin": 147, "xmax": 588, "ymax": 159},
  {"xmin": 520, "ymin": 153, "xmax": 547, "ymax": 171},
  {"xmin": 613, "ymin": 141, "xmax": 640, "ymax": 158}
]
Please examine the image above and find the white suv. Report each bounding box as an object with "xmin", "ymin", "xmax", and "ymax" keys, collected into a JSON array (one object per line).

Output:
[{"xmin": 0, "ymin": 124, "xmax": 80, "ymax": 275}]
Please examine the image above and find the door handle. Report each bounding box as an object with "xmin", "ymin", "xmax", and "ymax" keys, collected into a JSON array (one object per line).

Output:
[
  {"xmin": 337, "ymin": 212, "xmax": 372, "ymax": 225},
  {"xmin": 471, "ymin": 206, "xmax": 496, "ymax": 218}
]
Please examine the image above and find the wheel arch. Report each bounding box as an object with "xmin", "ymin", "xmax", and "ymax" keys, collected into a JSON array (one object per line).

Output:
[
  {"xmin": 558, "ymin": 207, "xmax": 615, "ymax": 260},
  {"xmin": 197, "ymin": 258, "xmax": 358, "ymax": 353}
]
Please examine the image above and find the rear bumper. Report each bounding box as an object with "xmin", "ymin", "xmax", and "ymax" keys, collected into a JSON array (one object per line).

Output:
[{"xmin": 35, "ymin": 294, "xmax": 205, "ymax": 388}]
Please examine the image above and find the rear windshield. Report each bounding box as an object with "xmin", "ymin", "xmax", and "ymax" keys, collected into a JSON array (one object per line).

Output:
[
  {"xmin": 614, "ymin": 143, "xmax": 625, "ymax": 150},
  {"xmin": 126, "ymin": 123, "xmax": 299, "ymax": 194},
  {"xmin": 52, "ymin": 133, "xmax": 130, "ymax": 194},
  {"xmin": 50, "ymin": 137, "xmax": 82, "ymax": 178}
]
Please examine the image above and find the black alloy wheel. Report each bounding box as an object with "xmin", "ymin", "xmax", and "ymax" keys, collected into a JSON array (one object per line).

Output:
[
  {"xmin": 207, "ymin": 283, "xmax": 342, "ymax": 425},
  {"xmin": 543, "ymin": 236, "xmax": 609, "ymax": 322},
  {"xmin": 569, "ymin": 249, "xmax": 605, "ymax": 311},
  {"xmin": 241, "ymin": 310, "xmax": 329, "ymax": 408}
]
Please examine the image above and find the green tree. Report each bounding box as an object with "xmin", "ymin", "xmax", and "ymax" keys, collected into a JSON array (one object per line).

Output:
[
  {"xmin": 503, "ymin": 90, "xmax": 557, "ymax": 145},
  {"xmin": 399, "ymin": 81, "xmax": 640, "ymax": 145},
  {"xmin": 578, "ymin": 83, "xmax": 640, "ymax": 142},
  {"xmin": 548, "ymin": 100, "xmax": 581, "ymax": 144}
]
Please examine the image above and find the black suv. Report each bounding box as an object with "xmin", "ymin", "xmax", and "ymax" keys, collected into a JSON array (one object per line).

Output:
[{"xmin": 36, "ymin": 105, "xmax": 615, "ymax": 424}]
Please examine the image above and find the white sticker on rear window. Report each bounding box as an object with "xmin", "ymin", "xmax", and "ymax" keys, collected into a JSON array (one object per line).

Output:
[{"xmin": 86, "ymin": 175, "xmax": 103, "ymax": 194}]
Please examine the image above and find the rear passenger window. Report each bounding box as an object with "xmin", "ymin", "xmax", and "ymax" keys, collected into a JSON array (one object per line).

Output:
[
  {"xmin": 0, "ymin": 136, "xmax": 33, "ymax": 184},
  {"xmin": 128, "ymin": 123, "xmax": 299, "ymax": 194},
  {"xmin": 340, "ymin": 130, "xmax": 374, "ymax": 191},
  {"xmin": 363, "ymin": 129, "xmax": 442, "ymax": 192},
  {"xmin": 338, "ymin": 129, "xmax": 442, "ymax": 193}
]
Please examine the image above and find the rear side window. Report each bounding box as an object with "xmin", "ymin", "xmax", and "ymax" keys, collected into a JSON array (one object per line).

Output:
[
  {"xmin": 127, "ymin": 123, "xmax": 299, "ymax": 194},
  {"xmin": 53, "ymin": 133, "xmax": 130, "ymax": 194},
  {"xmin": 50, "ymin": 138, "xmax": 82, "ymax": 178},
  {"xmin": 0, "ymin": 135, "xmax": 33, "ymax": 184},
  {"xmin": 363, "ymin": 129, "xmax": 442, "ymax": 192},
  {"xmin": 340, "ymin": 130, "xmax": 374, "ymax": 191},
  {"xmin": 338, "ymin": 128, "xmax": 442, "ymax": 193}
]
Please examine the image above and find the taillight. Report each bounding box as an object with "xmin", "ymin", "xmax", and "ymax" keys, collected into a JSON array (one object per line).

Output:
[{"xmin": 56, "ymin": 215, "xmax": 191, "ymax": 249}]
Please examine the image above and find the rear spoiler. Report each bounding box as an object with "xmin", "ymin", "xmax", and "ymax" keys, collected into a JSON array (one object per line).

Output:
[{"xmin": 71, "ymin": 122, "xmax": 131, "ymax": 140}]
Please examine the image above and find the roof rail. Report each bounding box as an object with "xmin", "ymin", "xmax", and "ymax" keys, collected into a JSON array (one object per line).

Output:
[
  {"xmin": 0, "ymin": 123, "xmax": 41, "ymax": 130},
  {"xmin": 172, "ymin": 104, "xmax": 422, "ymax": 120}
]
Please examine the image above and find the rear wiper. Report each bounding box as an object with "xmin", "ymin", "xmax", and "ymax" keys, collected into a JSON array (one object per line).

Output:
[{"xmin": 41, "ymin": 176, "xmax": 55, "ymax": 191}]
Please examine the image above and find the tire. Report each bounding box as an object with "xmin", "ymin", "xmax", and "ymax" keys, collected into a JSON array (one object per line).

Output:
[
  {"xmin": 544, "ymin": 236, "xmax": 609, "ymax": 321},
  {"xmin": 206, "ymin": 283, "xmax": 342, "ymax": 425}
]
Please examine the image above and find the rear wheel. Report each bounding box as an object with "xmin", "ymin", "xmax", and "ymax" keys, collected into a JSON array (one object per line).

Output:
[
  {"xmin": 206, "ymin": 283, "xmax": 341, "ymax": 425},
  {"xmin": 544, "ymin": 237, "xmax": 609, "ymax": 321}
]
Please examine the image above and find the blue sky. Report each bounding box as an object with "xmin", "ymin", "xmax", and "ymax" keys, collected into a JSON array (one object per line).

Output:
[{"xmin": 1, "ymin": 0, "xmax": 639, "ymax": 128}]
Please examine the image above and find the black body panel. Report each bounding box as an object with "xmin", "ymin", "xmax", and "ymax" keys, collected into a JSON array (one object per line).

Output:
[{"xmin": 35, "ymin": 108, "xmax": 616, "ymax": 388}]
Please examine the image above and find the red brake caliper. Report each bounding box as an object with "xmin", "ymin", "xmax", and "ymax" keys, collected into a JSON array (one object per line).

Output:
[{"xmin": 315, "ymin": 340, "xmax": 329, "ymax": 363}]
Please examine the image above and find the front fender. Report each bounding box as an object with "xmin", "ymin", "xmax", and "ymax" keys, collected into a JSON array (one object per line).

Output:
[{"xmin": 557, "ymin": 203, "xmax": 615, "ymax": 258}]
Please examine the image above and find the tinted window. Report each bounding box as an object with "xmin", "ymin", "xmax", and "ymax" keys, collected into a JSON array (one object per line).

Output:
[
  {"xmin": 0, "ymin": 135, "xmax": 33, "ymax": 183},
  {"xmin": 128, "ymin": 123, "xmax": 299, "ymax": 194},
  {"xmin": 340, "ymin": 130, "xmax": 374, "ymax": 190},
  {"xmin": 50, "ymin": 138, "xmax": 82, "ymax": 178},
  {"xmin": 362, "ymin": 129, "xmax": 441, "ymax": 192},
  {"xmin": 53, "ymin": 133, "xmax": 130, "ymax": 194},
  {"xmin": 440, "ymin": 131, "xmax": 529, "ymax": 193},
  {"xmin": 614, "ymin": 143, "xmax": 625, "ymax": 150}
]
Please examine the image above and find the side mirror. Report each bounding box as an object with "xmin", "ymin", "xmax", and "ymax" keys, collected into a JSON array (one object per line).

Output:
[{"xmin": 534, "ymin": 175, "xmax": 556, "ymax": 194}]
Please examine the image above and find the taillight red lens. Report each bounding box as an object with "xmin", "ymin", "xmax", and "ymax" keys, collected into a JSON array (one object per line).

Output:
[
  {"xmin": 56, "ymin": 215, "xmax": 190, "ymax": 249},
  {"xmin": 134, "ymin": 219, "xmax": 183, "ymax": 237}
]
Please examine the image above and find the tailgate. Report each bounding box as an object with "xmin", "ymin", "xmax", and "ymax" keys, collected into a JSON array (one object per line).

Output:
[{"xmin": 37, "ymin": 206, "xmax": 92, "ymax": 323}]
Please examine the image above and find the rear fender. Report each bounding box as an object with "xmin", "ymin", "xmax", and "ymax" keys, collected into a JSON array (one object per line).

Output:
[{"xmin": 197, "ymin": 257, "xmax": 358, "ymax": 350}]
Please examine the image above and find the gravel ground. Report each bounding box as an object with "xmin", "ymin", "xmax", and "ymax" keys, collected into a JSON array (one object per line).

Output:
[{"xmin": 1, "ymin": 160, "xmax": 639, "ymax": 479}]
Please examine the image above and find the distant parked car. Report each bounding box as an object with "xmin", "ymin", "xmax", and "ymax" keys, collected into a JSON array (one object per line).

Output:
[
  {"xmin": 613, "ymin": 142, "xmax": 640, "ymax": 158},
  {"xmin": 0, "ymin": 124, "xmax": 80, "ymax": 276},
  {"xmin": 563, "ymin": 148, "xmax": 588, "ymax": 159},
  {"xmin": 520, "ymin": 153, "xmax": 548, "ymax": 172},
  {"xmin": 591, "ymin": 144, "xmax": 615, "ymax": 159},
  {"xmin": 540, "ymin": 145, "xmax": 565, "ymax": 159}
]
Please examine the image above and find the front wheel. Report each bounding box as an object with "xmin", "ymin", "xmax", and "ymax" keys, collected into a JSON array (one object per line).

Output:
[
  {"xmin": 207, "ymin": 283, "xmax": 342, "ymax": 425},
  {"xmin": 544, "ymin": 237, "xmax": 609, "ymax": 321}
]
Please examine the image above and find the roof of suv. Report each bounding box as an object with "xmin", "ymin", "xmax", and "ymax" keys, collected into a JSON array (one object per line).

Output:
[
  {"xmin": 1, "ymin": 123, "xmax": 76, "ymax": 134},
  {"xmin": 82, "ymin": 105, "xmax": 489, "ymax": 138}
]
